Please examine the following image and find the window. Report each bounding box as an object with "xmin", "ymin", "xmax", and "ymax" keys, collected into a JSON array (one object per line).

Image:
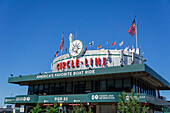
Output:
[
  {"xmin": 73, "ymin": 81, "xmax": 79, "ymax": 94},
  {"xmin": 107, "ymin": 79, "xmax": 114, "ymax": 91},
  {"xmin": 124, "ymin": 78, "xmax": 131, "ymax": 92},
  {"xmin": 93, "ymin": 80, "xmax": 100, "ymax": 92},
  {"xmin": 55, "ymin": 83, "xmax": 60, "ymax": 94},
  {"xmin": 34, "ymin": 85, "xmax": 38, "ymax": 94},
  {"xmin": 29, "ymin": 85, "xmax": 33, "ymax": 95},
  {"xmin": 49, "ymin": 83, "xmax": 55, "ymax": 95},
  {"xmin": 60, "ymin": 82, "xmax": 66, "ymax": 94},
  {"xmin": 115, "ymin": 79, "xmax": 122, "ymax": 91},
  {"xmin": 100, "ymin": 80, "xmax": 106, "ymax": 91},
  {"xmin": 79, "ymin": 81, "xmax": 85, "ymax": 93},
  {"xmin": 86, "ymin": 81, "xmax": 91, "ymax": 93},
  {"xmin": 39, "ymin": 84, "xmax": 43, "ymax": 94},
  {"xmin": 44, "ymin": 84, "xmax": 49, "ymax": 94},
  {"xmin": 66, "ymin": 82, "xmax": 72, "ymax": 93}
]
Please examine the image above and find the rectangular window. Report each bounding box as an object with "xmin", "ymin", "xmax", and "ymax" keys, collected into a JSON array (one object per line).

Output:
[
  {"xmin": 29, "ymin": 85, "xmax": 33, "ymax": 95},
  {"xmin": 107, "ymin": 79, "xmax": 114, "ymax": 91},
  {"xmin": 44, "ymin": 84, "xmax": 49, "ymax": 94},
  {"xmin": 79, "ymin": 81, "xmax": 85, "ymax": 93},
  {"xmin": 86, "ymin": 81, "xmax": 91, "ymax": 93},
  {"xmin": 100, "ymin": 80, "xmax": 106, "ymax": 92},
  {"xmin": 34, "ymin": 85, "xmax": 38, "ymax": 94},
  {"xmin": 124, "ymin": 78, "xmax": 131, "ymax": 92},
  {"xmin": 115, "ymin": 79, "xmax": 122, "ymax": 89},
  {"xmin": 60, "ymin": 83, "xmax": 66, "ymax": 94},
  {"xmin": 55, "ymin": 82, "xmax": 60, "ymax": 94},
  {"xmin": 73, "ymin": 81, "xmax": 78, "ymax": 94},
  {"xmin": 93, "ymin": 80, "xmax": 100, "ymax": 92},
  {"xmin": 39, "ymin": 84, "xmax": 44, "ymax": 94},
  {"xmin": 66, "ymin": 82, "xmax": 72, "ymax": 93},
  {"xmin": 49, "ymin": 83, "xmax": 55, "ymax": 95}
]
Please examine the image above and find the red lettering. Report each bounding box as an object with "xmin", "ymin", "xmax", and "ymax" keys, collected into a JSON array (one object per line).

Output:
[
  {"xmin": 71, "ymin": 60, "xmax": 74, "ymax": 68},
  {"xmin": 56, "ymin": 63, "xmax": 60, "ymax": 70},
  {"xmin": 62, "ymin": 62, "xmax": 66, "ymax": 69},
  {"xmin": 67, "ymin": 60, "xmax": 70, "ymax": 68},
  {"xmin": 60, "ymin": 62, "xmax": 62, "ymax": 69},
  {"xmin": 95, "ymin": 58, "xmax": 100, "ymax": 66},
  {"xmin": 76, "ymin": 59, "xmax": 79, "ymax": 67},
  {"xmin": 103, "ymin": 57, "xmax": 107, "ymax": 65},
  {"xmin": 85, "ymin": 58, "xmax": 88, "ymax": 66},
  {"xmin": 90, "ymin": 58, "xmax": 93, "ymax": 66}
]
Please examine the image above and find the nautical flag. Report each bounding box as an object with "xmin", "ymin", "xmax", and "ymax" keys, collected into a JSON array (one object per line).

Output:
[
  {"xmin": 97, "ymin": 45, "xmax": 102, "ymax": 49},
  {"xmin": 128, "ymin": 17, "xmax": 136, "ymax": 36},
  {"xmin": 89, "ymin": 41, "xmax": 94, "ymax": 46},
  {"xmin": 119, "ymin": 41, "xmax": 123, "ymax": 47},
  {"xmin": 112, "ymin": 41, "xmax": 116, "ymax": 46},
  {"xmin": 106, "ymin": 40, "xmax": 109, "ymax": 45},
  {"xmin": 60, "ymin": 35, "xmax": 64, "ymax": 55},
  {"xmin": 54, "ymin": 49, "xmax": 60, "ymax": 57}
]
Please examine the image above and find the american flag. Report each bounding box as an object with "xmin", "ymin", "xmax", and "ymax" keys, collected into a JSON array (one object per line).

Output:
[
  {"xmin": 60, "ymin": 35, "xmax": 64, "ymax": 55},
  {"xmin": 128, "ymin": 17, "xmax": 136, "ymax": 36}
]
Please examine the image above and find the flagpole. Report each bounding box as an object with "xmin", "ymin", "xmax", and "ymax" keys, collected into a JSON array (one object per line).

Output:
[{"xmin": 135, "ymin": 16, "xmax": 138, "ymax": 49}]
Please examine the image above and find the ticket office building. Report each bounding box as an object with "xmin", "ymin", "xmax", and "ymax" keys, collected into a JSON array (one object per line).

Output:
[{"xmin": 5, "ymin": 64, "xmax": 170, "ymax": 113}]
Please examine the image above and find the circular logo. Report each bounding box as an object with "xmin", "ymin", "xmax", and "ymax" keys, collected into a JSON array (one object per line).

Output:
[
  {"xmin": 27, "ymin": 97, "xmax": 30, "ymax": 101},
  {"xmin": 69, "ymin": 40, "xmax": 84, "ymax": 57},
  {"xmin": 91, "ymin": 95, "xmax": 99, "ymax": 100}
]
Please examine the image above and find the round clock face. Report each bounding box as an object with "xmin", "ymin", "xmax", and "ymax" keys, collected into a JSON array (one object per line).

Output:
[{"xmin": 69, "ymin": 40, "xmax": 84, "ymax": 57}]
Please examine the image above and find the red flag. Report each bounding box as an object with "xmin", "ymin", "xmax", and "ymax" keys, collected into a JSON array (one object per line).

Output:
[
  {"xmin": 112, "ymin": 41, "xmax": 116, "ymax": 46},
  {"xmin": 60, "ymin": 35, "xmax": 64, "ymax": 55},
  {"xmin": 128, "ymin": 18, "xmax": 136, "ymax": 36},
  {"xmin": 97, "ymin": 45, "xmax": 102, "ymax": 49},
  {"xmin": 54, "ymin": 49, "xmax": 60, "ymax": 57}
]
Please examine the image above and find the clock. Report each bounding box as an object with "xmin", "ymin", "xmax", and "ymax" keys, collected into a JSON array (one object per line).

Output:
[{"xmin": 69, "ymin": 40, "xmax": 84, "ymax": 57}]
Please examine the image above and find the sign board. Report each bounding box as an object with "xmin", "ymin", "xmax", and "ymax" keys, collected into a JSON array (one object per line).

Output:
[{"xmin": 20, "ymin": 108, "xmax": 24, "ymax": 112}]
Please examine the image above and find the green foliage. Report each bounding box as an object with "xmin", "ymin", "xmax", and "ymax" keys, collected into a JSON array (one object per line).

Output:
[
  {"xmin": 72, "ymin": 104, "xmax": 93, "ymax": 113},
  {"xmin": 117, "ymin": 89, "xmax": 149, "ymax": 113},
  {"xmin": 30, "ymin": 104, "xmax": 44, "ymax": 113},
  {"xmin": 45, "ymin": 103, "xmax": 59, "ymax": 113}
]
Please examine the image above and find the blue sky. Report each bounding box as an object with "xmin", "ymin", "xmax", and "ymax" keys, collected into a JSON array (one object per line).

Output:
[{"xmin": 0, "ymin": 0, "xmax": 170, "ymax": 107}]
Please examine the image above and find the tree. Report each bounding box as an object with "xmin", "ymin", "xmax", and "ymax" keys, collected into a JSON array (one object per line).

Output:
[
  {"xmin": 72, "ymin": 104, "xmax": 93, "ymax": 113},
  {"xmin": 30, "ymin": 104, "xmax": 44, "ymax": 113},
  {"xmin": 45, "ymin": 103, "xmax": 60, "ymax": 113},
  {"xmin": 117, "ymin": 89, "xmax": 149, "ymax": 113}
]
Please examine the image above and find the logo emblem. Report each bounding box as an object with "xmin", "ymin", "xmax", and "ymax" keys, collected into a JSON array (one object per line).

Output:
[{"xmin": 69, "ymin": 33, "xmax": 84, "ymax": 57}]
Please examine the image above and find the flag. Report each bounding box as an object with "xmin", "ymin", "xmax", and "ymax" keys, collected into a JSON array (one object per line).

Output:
[
  {"xmin": 89, "ymin": 41, "xmax": 94, "ymax": 46},
  {"xmin": 132, "ymin": 45, "xmax": 134, "ymax": 50},
  {"xmin": 124, "ymin": 46, "xmax": 129, "ymax": 51},
  {"xmin": 85, "ymin": 45, "xmax": 87, "ymax": 51},
  {"xmin": 119, "ymin": 41, "xmax": 123, "ymax": 47},
  {"xmin": 54, "ymin": 49, "xmax": 60, "ymax": 57},
  {"xmin": 112, "ymin": 41, "xmax": 116, "ymax": 46},
  {"xmin": 97, "ymin": 45, "xmax": 102, "ymax": 49},
  {"xmin": 128, "ymin": 17, "xmax": 136, "ymax": 36},
  {"xmin": 106, "ymin": 40, "xmax": 109, "ymax": 45},
  {"xmin": 60, "ymin": 35, "xmax": 64, "ymax": 55}
]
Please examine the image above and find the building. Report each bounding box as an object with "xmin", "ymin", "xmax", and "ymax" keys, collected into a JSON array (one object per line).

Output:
[{"xmin": 4, "ymin": 34, "xmax": 170, "ymax": 113}]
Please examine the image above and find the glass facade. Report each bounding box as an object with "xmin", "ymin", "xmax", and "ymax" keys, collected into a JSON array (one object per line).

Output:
[{"xmin": 28, "ymin": 77, "xmax": 157, "ymax": 97}]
